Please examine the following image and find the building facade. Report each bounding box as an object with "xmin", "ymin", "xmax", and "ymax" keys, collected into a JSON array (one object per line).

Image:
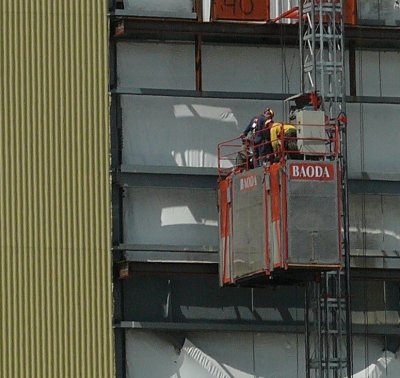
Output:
[{"xmin": 110, "ymin": 0, "xmax": 400, "ymax": 377}]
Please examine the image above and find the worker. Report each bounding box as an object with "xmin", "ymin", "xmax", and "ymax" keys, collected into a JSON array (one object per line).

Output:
[
  {"xmin": 270, "ymin": 122, "xmax": 299, "ymax": 160},
  {"xmin": 241, "ymin": 108, "xmax": 274, "ymax": 167},
  {"xmin": 234, "ymin": 142, "xmax": 252, "ymax": 171}
]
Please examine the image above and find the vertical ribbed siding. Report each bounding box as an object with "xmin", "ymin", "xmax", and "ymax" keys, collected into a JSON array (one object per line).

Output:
[{"xmin": 0, "ymin": 1, "xmax": 113, "ymax": 377}]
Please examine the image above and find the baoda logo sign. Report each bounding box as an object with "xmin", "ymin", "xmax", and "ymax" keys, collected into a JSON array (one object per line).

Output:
[
  {"xmin": 240, "ymin": 174, "xmax": 258, "ymax": 191},
  {"xmin": 289, "ymin": 163, "xmax": 334, "ymax": 181}
]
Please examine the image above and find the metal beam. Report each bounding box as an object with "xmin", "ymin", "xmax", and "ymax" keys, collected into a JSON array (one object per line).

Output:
[
  {"xmin": 346, "ymin": 96, "xmax": 400, "ymax": 105},
  {"xmin": 348, "ymin": 179, "xmax": 400, "ymax": 195},
  {"xmin": 115, "ymin": 243, "xmax": 219, "ymax": 265},
  {"xmin": 109, "ymin": 18, "xmax": 400, "ymax": 48},
  {"xmin": 120, "ymin": 164, "xmax": 217, "ymax": 176},
  {"xmin": 112, "ymin": 87, "xmax": 292, "ymax": 100},
  {"xmin": 116, "ymin": 243, "xmax": 218, "ymax": 252},
  {"xmin": 112, "ymin": 87, "xmax": 400, "ymax": 105},
  {"xmin": 116, "ymin": 165, "xmax": 218, "ymax": 189},
  {"xmin": 116, "ymin": 166, "xmax": 399, "ymax": 194},
  {"xmin": 116, "ymin": 321, "xmax": 400, "ymax": 336},
  {"xmin": 117, "ymin": 321, "xmax": 304, "ymax": 333},
  {"xmin": 113, "ymin": 9, "xmax": 197, "ymax": 19},
  {"xmin": 351, "ymin": 268, "xmax": 400, "ymax": 281},
  {"xmin": 118, "ymin": 254, "xmax": 400, "ymax": 277},
  {"xmin": 110, "ymin": 18, "xmax": 299, "ymax": 45},
  {"xmin": 123, "ymin": 250, "xmax": 219, "ymax": 264},
  {"xmin": 120, "ymin": 261, "xmax": 218, "ymax": 275}
]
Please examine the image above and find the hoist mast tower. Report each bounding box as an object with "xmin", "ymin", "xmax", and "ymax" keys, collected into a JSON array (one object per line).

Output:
[{"xmin": 299, "ymin": 1, "xmax": 352, "ymax": 377}]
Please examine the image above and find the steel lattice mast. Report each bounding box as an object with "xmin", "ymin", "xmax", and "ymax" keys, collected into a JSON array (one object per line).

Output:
[
  {"xmin": 299, "ymin": 0, "xmax": 345, "ymax": 121},
  {"xmin": 299, "ymin": 1, "xmax": 352, "ymax": 377}
]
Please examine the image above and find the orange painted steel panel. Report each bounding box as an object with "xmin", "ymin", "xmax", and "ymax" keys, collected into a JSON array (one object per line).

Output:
[
  {"xmin": 270, "ymin": 164, "xmax": 281, "ymax": 222},
  {"xmin": 219, "ymin": 180, "xmax": 230, "ymax": 238},
  {"xmin": 345, "ymin": 0, "xmax": 357, "ymax": 25},
  {"xmin": 219, "ymin": 179, "xmax": 232, "ymax": 284},
  {"xmin": 282, "ymin": 168, "xmax": 289, "ymax": 267},
  {"xmin": 213, "ymin": 0, "xmax": 270, "ymax": 21},
  {"xmin": 263, "ymin": 180, "xmax": 270, "ymax": 270}
]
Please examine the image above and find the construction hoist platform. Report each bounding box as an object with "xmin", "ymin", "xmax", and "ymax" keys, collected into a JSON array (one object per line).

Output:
[{"xmin": 217, "ymin": 1, "xmax": 352, "ymax": 377}]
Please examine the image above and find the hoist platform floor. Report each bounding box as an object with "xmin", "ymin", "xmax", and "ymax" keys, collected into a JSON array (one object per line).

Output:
[{"xmin": 224, "ymin": 268, "xmax": 337, "ymax": 288}]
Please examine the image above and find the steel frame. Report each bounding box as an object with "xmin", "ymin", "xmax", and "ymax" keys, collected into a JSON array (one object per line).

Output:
[
  {"xmin": 300, "ymin": 0, "xmax": 345, "ymax": 120},
  {"xmin": 117, "ymin": 319, "xmax": 400, "ymax": 336},
  {"xmin": 299, "ymin": 1, "xmax": 352, "ymax": 377},
  {"xmin": 110, "ymin": 17, "xmax": 400, "ymax": 48},
  {"xmin": 112, "ymin": 88, "xmax": 400, "ymax": 104},
  {"xmin": 305, "ymin": 272, "xmax": 348, "ymax": 378}
]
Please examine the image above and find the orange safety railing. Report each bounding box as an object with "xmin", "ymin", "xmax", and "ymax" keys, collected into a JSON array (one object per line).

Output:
[
  {"xmin": 217, "ymin": 122, "xmax": 340, "ymax": 178},
  {"xmin": 217, "ymin": 136, "xmax": 252, "ymax": 177}
]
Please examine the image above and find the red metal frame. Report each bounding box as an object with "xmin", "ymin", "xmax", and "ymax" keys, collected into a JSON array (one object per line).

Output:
[
  {"xmin": 273, "ymin": 6, "xmax": 299, "ymax": 23},
  {"xmin": 263, "ymin": 174, "xmax": 270, "ymax": 272},
  {"xmin": 282, "ymin": 167, "xmax": 289, "ymax": 269}
]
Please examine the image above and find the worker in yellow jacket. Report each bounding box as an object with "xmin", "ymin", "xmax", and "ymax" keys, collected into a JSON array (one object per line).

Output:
[{"xmin": 269, "ymin": 122, "xmax": 299, "ymax": 160}]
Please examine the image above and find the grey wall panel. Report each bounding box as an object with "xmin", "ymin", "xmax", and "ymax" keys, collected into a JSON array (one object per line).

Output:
[
  {"xmin": 346, "ymin": 103, "xmax": 363, "ymax": 177},
  {"xmin": 120, "ymin": 94, "xmax": 398, "ymax": 177},
  {"xmin": 121, "ymin": 95, "xmax": 284, "ymax": 168},
  {"xmin": 123, "ymin": 187, "xmax": 218, "ymax": 246},
  {"xmin": 357, "ymin": 50, "xmax": 400, "ymax": 97},
  {"xmin": 122, "ymin": 274, "xmax": 399, "ymax": 326},
  {"xmin": 345, "ymin": 50, "xmax": 351, "ymax": 96},
  {"xmin": 347, "ymin": 103, "xmax": 400, "ymax": 179},
  {"xmin": 352, "ymin": 280, "xmax": 400, "ymax": 327},
  {"xmin": 380, "ymin": 51, "xmax": 400, "ymax": 97},
  {"xmin": 125, "ymin": 331, "xmax": 184, "ymax": 378},
  {"xmin": 202, "ymin": 45, "xmax": 351, "ymax": 95},
  {"xmin": 117, "ymin": 42, "xmax": 195, "ymax": 90},
  {"xmin": 202, "ymin": 45, "xmax": 301, "ymax": 93},
  {"xmin": 357, "ymin": 0, "xmax": 400, "ymax": 26},
  {"xmin": 123, "ymin": 0, "xmax": 195, "ymax": 18},
  {"xmin": 349, "ymin": 194, "xmax": 400, "ymax": 255},
  {"xmin": 349, "ymin": 194, "xmax": 364, "ymax": 251},
  {"xmin": 357, "ymin": 0, "xmax": 381, "ymax": 24},
  {"xmin": 356, "ymin": 195, "xmax": 383, "ymax": 251},
  {"xmin": 126, "ymin": 330, "xmax": 387, "ymax": 378},
  {"xmin": 122, "ymin": 274, "xmax": 305, "ymax": 323},
  {"xmin": 357, "ymin": 50, "xmax": 381, "ymax": 96},
  {"xmin": 362, "ymin": 104, "xmax": 400, "ymax": 176},
  {"xmin": 383, "ymin": 196, "xmax": 400, "ymax": 253}
]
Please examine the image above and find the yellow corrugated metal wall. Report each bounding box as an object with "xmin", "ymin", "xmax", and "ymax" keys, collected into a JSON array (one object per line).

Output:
[{"xmin": 0, "ymin": 1, "xmax": 113, "ymax": 377}]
